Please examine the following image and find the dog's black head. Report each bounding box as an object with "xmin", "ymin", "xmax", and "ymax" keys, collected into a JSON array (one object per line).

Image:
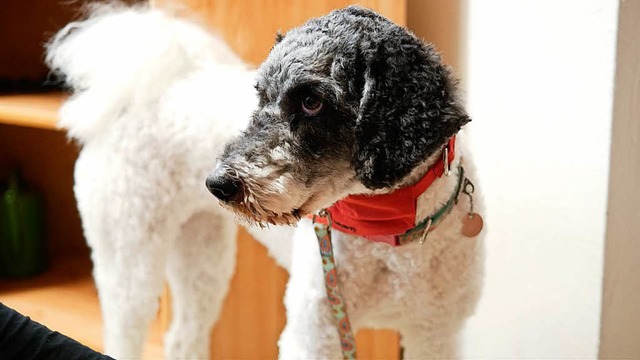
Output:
[{"xmin": 207, "ymin": 6, "xmax": 470, "ymax": 225}]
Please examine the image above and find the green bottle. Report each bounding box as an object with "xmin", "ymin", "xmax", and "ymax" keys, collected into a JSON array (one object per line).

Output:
[{"xmin": 0, "ymin": 172, "xmax": 47, "ymax": 277}]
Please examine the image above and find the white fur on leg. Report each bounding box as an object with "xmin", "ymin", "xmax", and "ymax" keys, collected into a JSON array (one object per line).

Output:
[
  {"xmin": 164, "ymin": 211, "xmax": 237, "ymax": 359},
  {"xmin": 277, "ymin": 220, "xmax": 342, "ymax": 360},
  {"xmin": 90, "ymin": 234, "xmax": 168, "ymax": 358},
  {"xmin": 74, "ymin": 144, "xmax": 172, "ymax": 358}
]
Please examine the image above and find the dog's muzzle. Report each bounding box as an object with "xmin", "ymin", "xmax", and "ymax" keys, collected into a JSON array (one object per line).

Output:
[{"xmin": 206, "ymin": 167, "xmax": 243, "ymax": 203}]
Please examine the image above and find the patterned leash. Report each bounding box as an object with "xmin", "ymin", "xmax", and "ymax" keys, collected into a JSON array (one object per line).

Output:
[{"xmin": 313, "ymin": 210, "xmax": 357, "ymax": 360}]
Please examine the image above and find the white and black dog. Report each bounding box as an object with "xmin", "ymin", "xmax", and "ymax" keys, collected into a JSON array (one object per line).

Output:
[
  {"xmin": 49, "ymin": 4, "xmax": 484, "ymax": 359},
  {"xmin": 208, "ymin": 6, "xmax": 485, "ymax": 359}
]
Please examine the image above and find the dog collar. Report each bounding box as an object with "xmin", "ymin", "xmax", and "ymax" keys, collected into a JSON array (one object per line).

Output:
[{"xmin": 317, "ymin": 136, "xmax": 457, "ymax": 246}]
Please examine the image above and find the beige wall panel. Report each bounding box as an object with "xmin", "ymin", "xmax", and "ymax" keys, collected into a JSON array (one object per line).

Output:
[
  {"xmin": 407, "ymin": 0, "xmax": 465, "ymax": 71},
  {"xmin": 599, "ymin": 0, "xmax": 640, "ymax": 357}
]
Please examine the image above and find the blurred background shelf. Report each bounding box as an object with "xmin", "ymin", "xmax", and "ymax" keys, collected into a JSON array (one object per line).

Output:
[{"xmin": 0, "ymin": 92, "xmax": 65, "ymax": 130}]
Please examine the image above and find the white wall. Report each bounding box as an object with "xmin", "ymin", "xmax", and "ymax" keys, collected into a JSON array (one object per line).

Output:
[{"xmin": 462, "ymin": 0, "xmax": 619, "ymax": 358}]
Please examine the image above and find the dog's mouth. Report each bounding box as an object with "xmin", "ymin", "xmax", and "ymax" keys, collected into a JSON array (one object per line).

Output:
[{"xmin": 219, "ymin": 194, "xmax": 316, "ymax": 227}]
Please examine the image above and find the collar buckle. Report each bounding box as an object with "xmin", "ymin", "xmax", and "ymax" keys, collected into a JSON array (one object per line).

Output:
[
  {"xmin": 418, "ymin": 218, "xmax": 433, "ymax": 245},
  {"xmin": 443, "ymin": 145, "xmax": 452, "ymax": 177},
  {"xmin": 314, "ymin": 209, "xmax": 332, "ymax": 229}
]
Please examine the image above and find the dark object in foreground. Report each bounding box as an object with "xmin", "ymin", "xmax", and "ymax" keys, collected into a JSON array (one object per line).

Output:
[{"xmin": 0, "ymin": 303, "xmax": 113, "ymax": 360}]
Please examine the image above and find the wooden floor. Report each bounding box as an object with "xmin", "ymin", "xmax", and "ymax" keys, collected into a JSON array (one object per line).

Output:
[{"xmin": 0, "ymin": 252, "xmax": 164, "ymax": 358}]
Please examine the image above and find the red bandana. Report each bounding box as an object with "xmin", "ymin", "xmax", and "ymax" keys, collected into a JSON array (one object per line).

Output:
[{"xmin": 317, "ymin": 137, "xmax": 455, "ymax": 246}]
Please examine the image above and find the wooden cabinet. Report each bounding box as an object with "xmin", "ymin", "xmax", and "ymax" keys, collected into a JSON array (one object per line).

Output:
[{"xmin": 153, "ymin": 0, "xmax": 406, "ymax": 65}]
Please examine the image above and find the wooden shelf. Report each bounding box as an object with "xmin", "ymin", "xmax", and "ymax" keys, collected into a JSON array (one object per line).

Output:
[
  {"xmin": 0, "ymin": 253, "xmax": 164, "ymax": 358},
  {"xmin": 0, "ymin": 92, "xmax": 65, "ymax": 130}
]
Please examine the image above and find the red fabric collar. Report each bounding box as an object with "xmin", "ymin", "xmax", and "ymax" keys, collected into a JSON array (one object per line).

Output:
[{"xmin": 316, "ymin": 136, "xmax": 456, "ymax": 246}]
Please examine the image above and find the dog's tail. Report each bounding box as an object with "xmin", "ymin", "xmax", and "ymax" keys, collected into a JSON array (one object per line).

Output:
[{"xmin": 46, "ymin": 3, "xmax": 242, "ymax": 144}]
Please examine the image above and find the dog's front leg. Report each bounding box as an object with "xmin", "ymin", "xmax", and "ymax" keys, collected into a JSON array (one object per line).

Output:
[
  {"xmin": 164, "ymin": 211, "xmax": 237, "ymax": 359},
  {"xmin": 278, "ymin": 220, "xmax": 343, "ymax": 360}
]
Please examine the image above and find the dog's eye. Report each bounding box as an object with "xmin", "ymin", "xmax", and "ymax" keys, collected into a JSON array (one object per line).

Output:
[{"xmin": 301, "ymin": 95, "xmax": 323, "ymax": 116}]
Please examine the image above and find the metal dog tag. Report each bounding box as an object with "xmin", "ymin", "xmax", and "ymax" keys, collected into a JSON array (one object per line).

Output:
[{"xmin": 462, "ymin": 213, "xmax": 483, "ymax": 237}]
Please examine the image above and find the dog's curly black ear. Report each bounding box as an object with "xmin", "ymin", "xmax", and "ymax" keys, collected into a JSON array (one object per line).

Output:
[{"xmin": 352, "ymin": 21, "xmax": 470, "ymax": 190}]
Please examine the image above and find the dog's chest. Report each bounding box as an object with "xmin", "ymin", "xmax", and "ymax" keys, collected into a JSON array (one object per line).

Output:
[{"xmin": 330, "ymin": 210, "xmax": 480, "ymax": 319}]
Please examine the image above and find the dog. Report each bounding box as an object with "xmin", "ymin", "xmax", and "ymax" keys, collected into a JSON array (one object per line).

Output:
[
  {"xmin": 47, "ymin": 5, "xmax": 293, "ymax": 359},
  {"xmin": 48, "ymin": 4, "xmax": 484, "ymax": 359},
  {"xmin": 208, "ymin": 6, "xmax": 485, "ymax": 359}
]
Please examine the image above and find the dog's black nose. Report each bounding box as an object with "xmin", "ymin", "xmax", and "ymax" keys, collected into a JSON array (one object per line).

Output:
[{"xmin": 206, "ymin": 168, "xmax": 243, "ymax": 203}]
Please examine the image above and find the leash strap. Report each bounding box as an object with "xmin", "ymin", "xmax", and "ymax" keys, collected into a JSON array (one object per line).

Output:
[{"xmin": 313, "ymin": 212, "xmax": 357, "ymax": 360}]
